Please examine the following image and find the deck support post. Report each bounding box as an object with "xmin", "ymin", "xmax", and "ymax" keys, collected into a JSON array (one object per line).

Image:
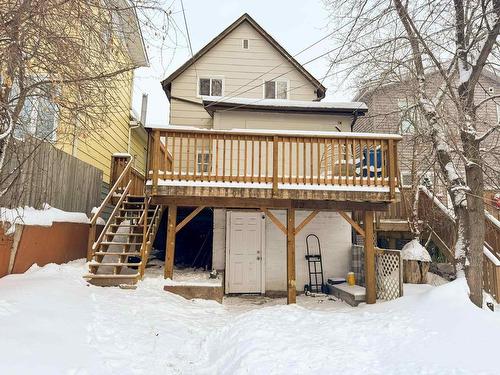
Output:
[
  {"xmin": 364, "ymin": 210, "xmax": 376, "ymax": 304},
  {"xmin": 287, "ymin": 207, "xmax": 296, "ymax": 304},
  {"xmin": 164, "ymin": 205, "xmax": 177, "ymax": 279}
]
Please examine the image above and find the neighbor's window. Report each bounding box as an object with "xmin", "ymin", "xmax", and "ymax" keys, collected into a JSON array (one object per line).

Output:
[
  {"xmin": 197, "ymin": 152, "xmax": 211, "ymax": 173},
  {"xmin": 13, "ymin": 84, "xmax": 59, "ymax": 142},
  {"xmin": 400, "ymin": 171, "xmax": 412, "ymax": 187},
  {"xmin": 242, "ymin": 39, "xmax": 249, "ymax": 49},
  {"xmin": 198, "ymin": 78, "xmax": 223, "ymax": 97},
  {"xmin": 264, "ymin": 80, "xmax": 288, "ymax": 99},
  {"xmin": 397, "ymin": 99, "xmax": 417, "ymax": 134}
]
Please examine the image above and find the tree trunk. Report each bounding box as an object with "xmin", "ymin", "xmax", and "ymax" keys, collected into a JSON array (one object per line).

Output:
[{"xmin": 462, "ymin": 128, "xmax": 485, "ymax": 307}]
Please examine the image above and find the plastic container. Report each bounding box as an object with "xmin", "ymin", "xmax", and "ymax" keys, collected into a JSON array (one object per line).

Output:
[{"xmin": 347, "ymin": 272, "xmax": 356, "ymax": 286}]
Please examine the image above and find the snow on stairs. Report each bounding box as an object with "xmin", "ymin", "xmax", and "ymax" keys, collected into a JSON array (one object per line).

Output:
[{"xmin": 84, "ymin": 195, "xmax": 163, "ymax": 287}]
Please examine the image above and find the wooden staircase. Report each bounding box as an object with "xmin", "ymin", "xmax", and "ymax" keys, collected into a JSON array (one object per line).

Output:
[{"xmin": 84, "ymin": 155, "xmax": 163, "ymax": 286}]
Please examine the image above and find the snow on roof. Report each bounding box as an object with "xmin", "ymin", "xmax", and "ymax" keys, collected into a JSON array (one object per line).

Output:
[
  {"xmin": 401, "ymin": 239, "xmax": 432, "ymax": 262},
  {"xmin": 202, "ymin": 96, "xmax": 368, "ymax": 111},
  {"xmin": 144, "ymin": 124, "xmax": 402, "ymax": 140},
  {"xmin": 1, "ymin": 204, "xmax": 89, "ymax": 235}
]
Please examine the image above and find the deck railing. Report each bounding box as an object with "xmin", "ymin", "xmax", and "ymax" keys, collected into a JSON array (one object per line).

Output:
[
  {"xmin": 110, "ymin": 154, "xmax": 145, "ymax": 196},
  {"xmin": 148, "ymin": 127, "xmax": 400, "ymax": 198}
]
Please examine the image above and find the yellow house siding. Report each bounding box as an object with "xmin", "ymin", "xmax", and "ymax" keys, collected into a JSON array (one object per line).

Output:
[
  {"xmin": 56, "ymin": 69, "xmax": 147, "ymax": 184},
  {"xmin": 170, "ymin": 21, "xmax": 319, "ymax": 127}
]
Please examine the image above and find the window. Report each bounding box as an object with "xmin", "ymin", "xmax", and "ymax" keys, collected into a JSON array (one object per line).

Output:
[
  {"xmin": 264, "ymin": 80, "xmax": 288, "ymax": 99},
  {"xmin": 13, "ymin": 84, "xmax": 58, "ymax": 142},
  {"xmin": 197, "ymin": 152, "xmax": 211, "ymax": 173},
  {"xmin": 198, "ymin": 78, "xmax": 223, "ymax": 97},
  {"xmin": 400, "ymin": 171, "xmax": 412, "ymax": 187},
  {"xmin": 397, "ymin": 99, "xmax": 416, "ymax": 134},
  {"xmin": 242, "ymin": 39, "xmax": 249, "ymax": 49}
]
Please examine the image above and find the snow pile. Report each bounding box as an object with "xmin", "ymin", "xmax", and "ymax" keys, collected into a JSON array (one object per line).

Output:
[
  {"xmin": 0, "ymin": 204, "xmax": 89, "ymax": 235},
  {"xmin": 0, "ymin": 261, "xmax": 499, "ymax": 374},
  {"xmin": 401, "ymin": 239, "xmax": 432, "ymax": 262}
]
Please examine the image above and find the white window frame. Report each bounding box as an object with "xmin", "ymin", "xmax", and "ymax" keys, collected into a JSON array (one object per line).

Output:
[
  {"xmin": 496, "ymin": 103, "xmax": 500, "ymax": 124},
  {"xmin": 14, "ymin": 85, "xmax": 59, "ymax": 142},
  {"xmin": 397, "ymin": 98, "xmax": 416, "ymax": 135},
  {"xmin": 196, "ymin": 151, "xmax": 211, "ymax": 173},
  {"xmin": 197, "ymin": 76, "xmax": 224, "ymax": 98},
  {"xmin": 262, "ymin": 79, "xmax": 290, "ymax": 100},
  {"xmin": 242, "ymin": 39, "xmax": 250, "ymax": 49},
  {"xmin": 400, "ymin": 170, "xmax": 413, "ymax": 188}
]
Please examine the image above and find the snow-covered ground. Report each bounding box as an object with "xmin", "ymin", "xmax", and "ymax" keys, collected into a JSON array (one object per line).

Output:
[{"xmin": 1, "ymin": 261, "xmax": 499, "ymax": 374}]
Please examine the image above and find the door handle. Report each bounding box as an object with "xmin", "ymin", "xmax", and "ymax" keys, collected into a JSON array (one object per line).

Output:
[{"xmin": 256, "ymin": 256, "xmax": 261, "ymax": 260}]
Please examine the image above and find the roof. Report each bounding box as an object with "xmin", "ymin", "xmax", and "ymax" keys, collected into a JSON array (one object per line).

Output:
[
  {"xmin": 202, "ymin": 96, "xmax": 367, "ymax": 116},
  {"xmin": 111, "ymin": 0, "xmax": 149, "ymax": 67},
  {"xmin": 161, "ymin": 13, "xmax": 326, "ymax": 100}
]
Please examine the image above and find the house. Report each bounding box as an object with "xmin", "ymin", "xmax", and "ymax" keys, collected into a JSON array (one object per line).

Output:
[
  {"xmin": 353, "ymin": 70, "xmax": 500, "ymax": 249},
  {"xmin": 85, "ymin": 13, "xmax": 402, "ymax": 305},
  {"xmin": 3, "ymin": 0, "xmax": 149, "ymax": 214}
]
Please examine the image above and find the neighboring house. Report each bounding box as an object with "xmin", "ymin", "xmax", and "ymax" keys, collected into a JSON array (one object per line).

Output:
[
  {"xmin": 158, "ymin": 14, "xmax": 370, "ymax": 295},
  {"xmin": 354, "ymin": 71, "xmax": 500, "ymax": 193},
  {"xmin": 14, "ymin": 1, "xmax": 149, "ymax": 199}
]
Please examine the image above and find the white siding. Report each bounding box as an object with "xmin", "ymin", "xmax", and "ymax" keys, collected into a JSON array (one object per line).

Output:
[
  {"xmin": 170, "ymin": 21, "xmax": 319, "ymax": 126},
  {"xmin": 215, "ymin": 209, "xmax": 352, "ymax": 292}
]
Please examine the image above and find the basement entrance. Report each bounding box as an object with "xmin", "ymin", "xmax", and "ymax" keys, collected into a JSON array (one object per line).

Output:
[{"xmin": 154, "ymin": 207, "xmax": 213, "ymax": 270}]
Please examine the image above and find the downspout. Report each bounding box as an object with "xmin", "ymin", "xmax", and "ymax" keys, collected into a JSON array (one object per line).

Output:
[
  {"xmin": 350, "ymin": 110, "xmax": 359, "ymax": 130},
  {"xmin": 128, "ymin": 120, "xmax": 140, "ymax": 155}
]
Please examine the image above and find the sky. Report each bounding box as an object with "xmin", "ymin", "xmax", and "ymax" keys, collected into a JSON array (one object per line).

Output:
[{"xmin": 131, "ymin": 0, "xmax": 348, "ymax": 126}]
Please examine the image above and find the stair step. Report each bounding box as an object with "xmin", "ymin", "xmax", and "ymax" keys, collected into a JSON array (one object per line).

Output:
[
  {"xmin": 106, "ymin": 232, "xmax": 143, "ymax": 237},
  {"xmin": 120, "ymin": 209, "xmax": 155, "ymax": 212},
  {"xmin": 94, "ymin": 251, "xmax": 141, "ymax": 256},
  {"xmin": 90, "ymin": 262, "xmax": 142, "ymax": 267},
  {"xmin": 83, "ymin": 273, "xmax": 140, "ymax": 279},
  {"xmin": 115, "ymin": 216, "xmax": 141, "ymax": 219},
  {"xmin": 110, "ymin": 224, "xmax": 145, "ymax": 228},
  {"xmin": 101, "ymin": 241, "xmax": 143, "ymax": 246}
]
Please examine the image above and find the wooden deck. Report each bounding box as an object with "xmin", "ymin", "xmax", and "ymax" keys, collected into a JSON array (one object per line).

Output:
[{"xmin": 147, "ymin": 127, "xmax": 401, "ymax": 205}]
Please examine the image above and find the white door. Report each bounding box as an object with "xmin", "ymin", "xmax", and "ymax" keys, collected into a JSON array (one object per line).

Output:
[{"xmin": 226, "ymin": 211, "xmax": 264, "ymax": 293}]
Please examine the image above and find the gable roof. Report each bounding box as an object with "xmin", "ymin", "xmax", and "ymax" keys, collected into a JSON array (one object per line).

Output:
[{"xmin": 161, "ymin": 13, "xmax": 326, "ymax": 100}]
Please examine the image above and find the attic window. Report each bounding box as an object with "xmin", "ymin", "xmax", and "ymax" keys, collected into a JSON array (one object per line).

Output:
[
  {"xmin": 242, "ymin": 39, "xmax": 249, "ymax": 49},
  {"xmin": 199, "ymin": 78, "xmax": 223, "ymax": 97},
  {"xmin": 264, "ymin": 80, "xmax": 288, "ymax": 99}
]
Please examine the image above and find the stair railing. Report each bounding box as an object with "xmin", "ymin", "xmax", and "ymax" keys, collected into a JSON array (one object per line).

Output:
[
  {"xmin": 139, "ymin": 201, "xmax": 163, "ymax": 278},
  {"xmin": 87, "ymin": 158, "xmax": 135, "ymax": 261}
]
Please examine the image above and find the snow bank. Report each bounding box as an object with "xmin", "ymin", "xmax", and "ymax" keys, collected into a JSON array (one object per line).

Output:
[
  {"xmin": 401, "ymin": 239, "xmax": 432, "ymax": 262},
  {"xmin": 0, "ymin": 204, "xmax": 89, "ymax": 235}
]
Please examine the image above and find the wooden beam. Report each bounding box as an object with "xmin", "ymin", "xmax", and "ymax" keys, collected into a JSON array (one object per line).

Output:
[
  {"xmin": 175, "ymin": 206, "xmax": 205, "ymax": 233},
  {"xmin": 287, "ymin": 207, "xmax": 296, "ymax": 304},
  {"xmin": 294, "ymin": 210, "xmax": 319, "ymax": 235},
  {"xmin": 338, "ymin": 211, "xmax": 365, "ymax": 237},
  {"xmin": 164, "ymin": 205, "xmax": 177, "ymax": 279},
  {"xmin": 364, "ymin": 210, "xmax": 376, "ymax": 304},
  {"xmin": 261, "ymin": 208, "xmax": 286, "ymax": 234},
  {"xmin": 151, "ymin": 196, "xmax": 390, "ymax": 212}
]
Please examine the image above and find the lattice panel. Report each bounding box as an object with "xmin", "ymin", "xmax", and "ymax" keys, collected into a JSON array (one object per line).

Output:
[{"xmin": 376, "ymin": 250, "xmax": 402, "ymax": 300}]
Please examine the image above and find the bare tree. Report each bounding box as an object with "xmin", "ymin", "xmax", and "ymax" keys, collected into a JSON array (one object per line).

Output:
[
  {"xmin": 0, "ymin": 0, "xmax": 176, "ymax": 202},
  {"xmin": 324, "ymin": 0, "xmax": 499, "ymax": 306}
]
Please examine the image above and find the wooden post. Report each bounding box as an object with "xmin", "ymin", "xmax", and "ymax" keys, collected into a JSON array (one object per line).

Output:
[
  {"xmin": 87, "ymin": 224, "xmax": 96, "ymax": 261},
  {"xmin": 388, "ymin": 139, "xmax": 396, "ymax": 199},
  {"xmin": 364, "ymin": 210, "xmax": 376, "ymax": 304},
  {"xmin": 287, "ymin": 207, "xmax": 296, "ymax": 304},
  {"xmin": 164, "ymin": 205, "xmax": 177, "ymax": 279},
  {"xmin": 272, "ymin": 136, "xmax": 278, "ymax": 195},
  {"xmin": 152, "ymin": 130, "xmax": 160, "ymax": 195}
]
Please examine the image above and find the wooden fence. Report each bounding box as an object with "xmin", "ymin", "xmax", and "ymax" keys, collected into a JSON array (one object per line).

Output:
[{"xmin": 0, "ymin": 137, "xmax": 102, "ymax": 215}]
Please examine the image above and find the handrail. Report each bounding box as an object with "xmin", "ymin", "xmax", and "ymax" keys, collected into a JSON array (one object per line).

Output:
[
  {"xmin": 91, "ymin": 180, "xmax": 132, "ymax": 254},
  {"xmin": 90, "ymin": 159, "xmax": 134, "ymax": 225}
]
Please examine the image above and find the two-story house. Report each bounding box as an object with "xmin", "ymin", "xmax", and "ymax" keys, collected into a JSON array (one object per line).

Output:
[{"xmin": 85, "ymin": 13, "xmax": 402, "ymax": 305}]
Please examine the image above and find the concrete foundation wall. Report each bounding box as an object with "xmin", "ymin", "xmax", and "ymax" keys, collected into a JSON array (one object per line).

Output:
[{"xmin": 213, "ymin": 209, "xmax": 352, "ymax": 292}]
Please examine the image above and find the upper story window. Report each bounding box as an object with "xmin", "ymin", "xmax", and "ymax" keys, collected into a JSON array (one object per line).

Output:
[
  {"xmin": 397, "ymin": 99, "xmax": 416, "ymax": 134},
  {"xmin": 198, "ymin": 77, "xmax": 223, "ymax": 97},
  {"xmin": 264, "ymin": 80, "xmax": 288, "ymax": 99},
  {"xmin": 12, "ymin": 82, "xmax": 58, "ymax": 142},
  {"xmin": 242, "ymin": 39, "xmax": 249, "ymax": 49}
]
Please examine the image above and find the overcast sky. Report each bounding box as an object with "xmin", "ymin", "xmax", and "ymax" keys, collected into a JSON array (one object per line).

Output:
[{"xmin": 132, "ymin": 0, "xmax": 348, "ymax": 126}]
